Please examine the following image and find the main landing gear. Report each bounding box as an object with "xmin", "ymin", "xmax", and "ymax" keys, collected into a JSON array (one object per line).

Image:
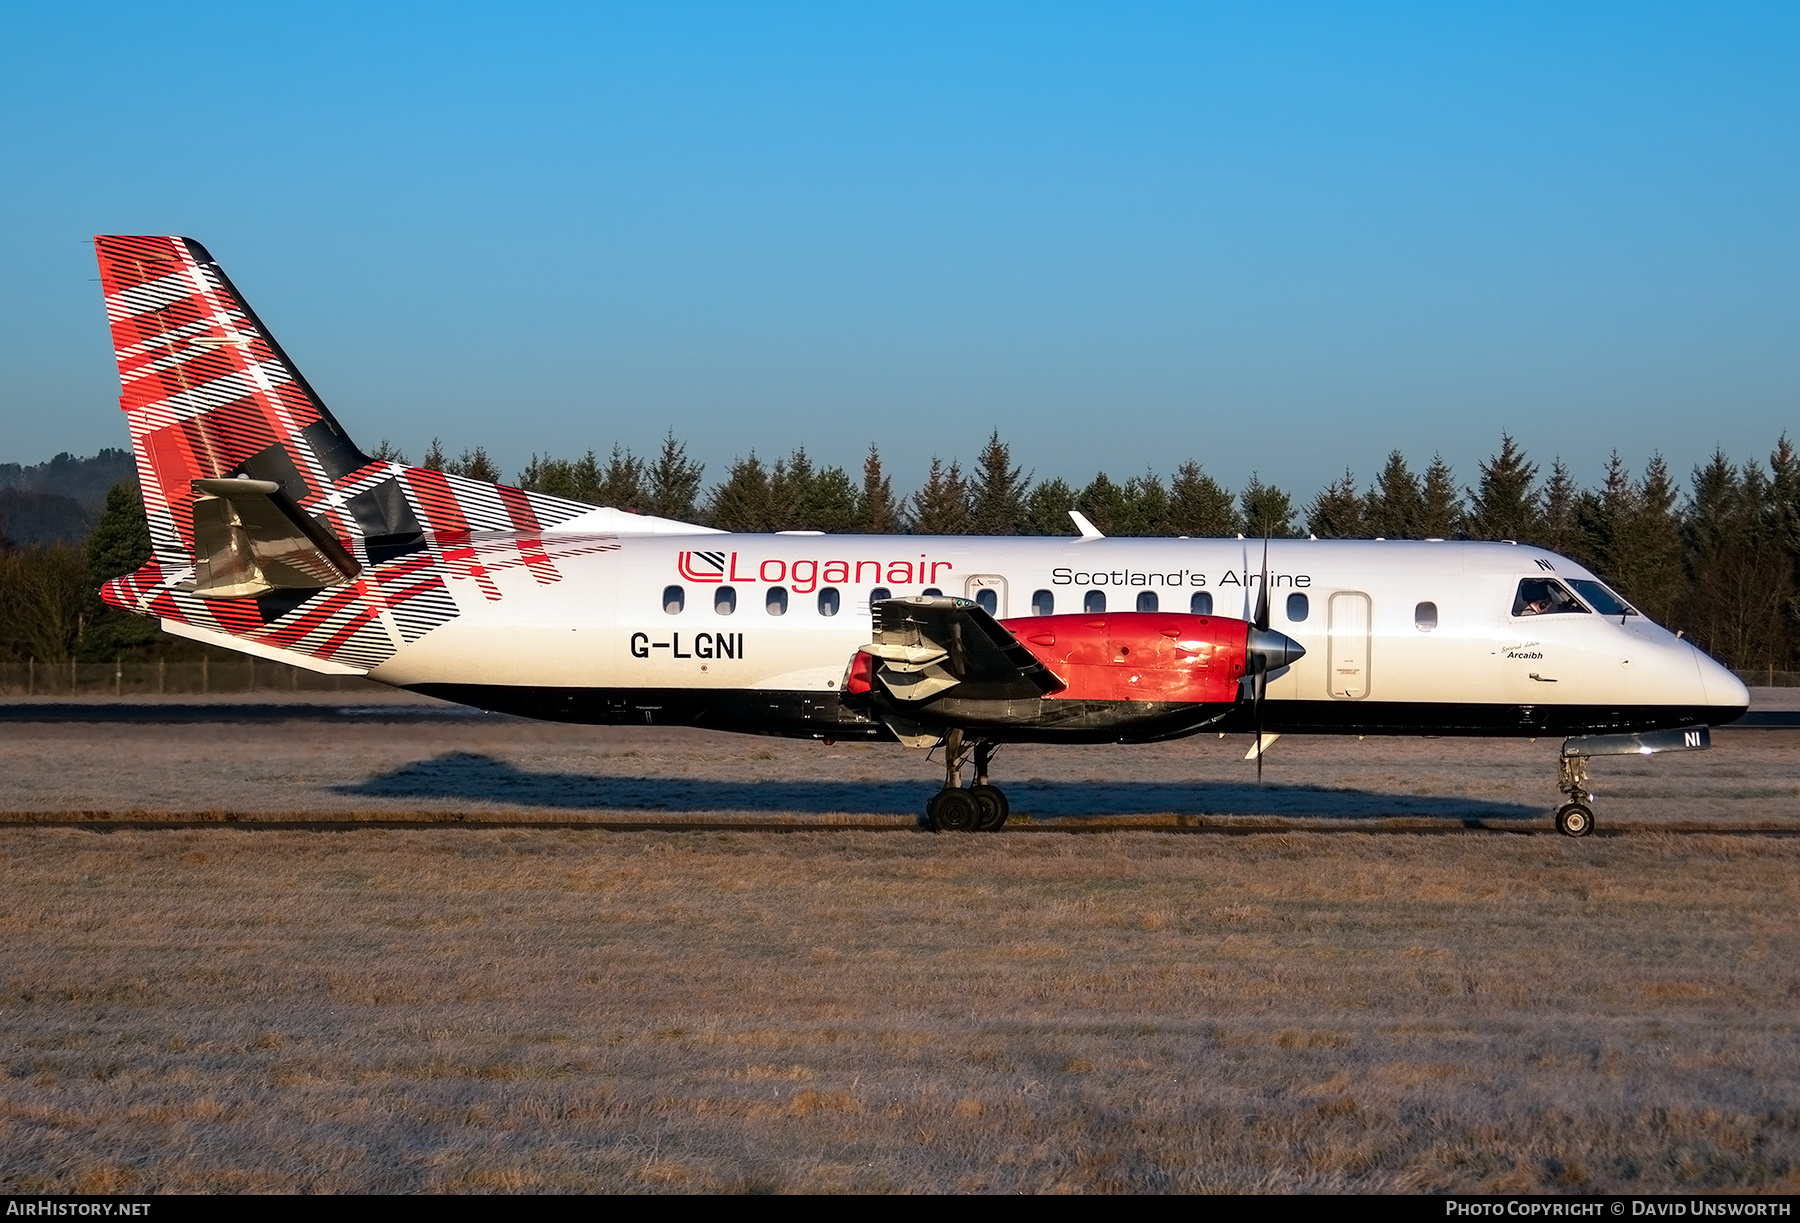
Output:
[
  {"xmin": 925, "ymin": 729, "xmax": 1010, "ymax": 833},
  {"xmin": 1555, "ymin": 754, "xmax": 1595, "ymax": 838}
]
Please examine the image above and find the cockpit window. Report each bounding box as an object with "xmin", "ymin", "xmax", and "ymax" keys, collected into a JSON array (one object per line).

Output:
[
  {"xmin": 1567, "ymin": 579, "xmax": 1637, "ymax": 617},
  {"xmin": 1512, "ymin": 578, "xmax": 1588, "ymax": 617}
]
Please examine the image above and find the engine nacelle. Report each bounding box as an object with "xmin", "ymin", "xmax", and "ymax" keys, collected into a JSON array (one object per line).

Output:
[{"xmin": 999, "ymin": 612, "xmax": 1249, "ymax": 704}]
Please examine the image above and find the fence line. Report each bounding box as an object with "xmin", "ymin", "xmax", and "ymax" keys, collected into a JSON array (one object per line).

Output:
[{"xmin": 0, "ymin": 660, "xmax": 380, "ymax": 697}]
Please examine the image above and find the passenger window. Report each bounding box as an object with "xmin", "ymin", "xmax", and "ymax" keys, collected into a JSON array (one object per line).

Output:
[
  {"xmin": 1286, "ymin": 592, "xmax": 1309, "ymax": 622},
  {"xmin": 1085, "ymin": 590, "xmax": 1106, "ymax": 614},
  {"xmin": 714, "ymin": 586, "xmax": 736, "ymax": 615},
  {"xmin": 818, "ymin": 587, "xmax": 840, "ymax": 616},
  {"xmin": 1190, "ymin": 591, "xmax": 1213, "ymax": 616},
  {"xmin": 922, "ymin": 587, "xmax": 941, "ymax": 597},
  {"xmin": 1415, "ymin": 601, "xmax": 1438, "ymax": 631},
  {"xmin": 662, "ymin": 585, "xmax": 684, "ymax": 614},
  {"xmin": 766, "ymin": 586, "xmax": 788, "ymax": 616},
  {"xmin": 1513, "ymin": 578, "xmax": 1587, "ymax": 617},
  {"xmin": 975, "ymin": 588, "xmax": 997, "ymax": 615},
  {"xmin": 1032, "ymin": 589, "xmax": 1054, "ymax": 616},
  {"xmin": 870, "ymin": 586, "xmax": 891, "ymax": 604},
  {"xmin": 1136, "ymin": 591, "xmax": 1159, "ymax": 613}
]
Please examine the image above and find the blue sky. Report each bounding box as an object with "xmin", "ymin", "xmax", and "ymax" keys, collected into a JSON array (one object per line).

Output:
[{"xmin": 2, "ymin": 2, "xmax": 1795, "ymax": 499}]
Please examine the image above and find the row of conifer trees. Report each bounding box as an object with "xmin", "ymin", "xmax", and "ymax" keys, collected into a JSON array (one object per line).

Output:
[{"xmin": 3, "ymin": 432, "xmax": 1797, "ymax": 673}]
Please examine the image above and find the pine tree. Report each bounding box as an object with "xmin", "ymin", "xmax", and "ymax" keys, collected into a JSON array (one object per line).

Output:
[
  {"xmin": 1418, "ymin": 454, "xmax": 1464, "ymax": 539},
  {"xmin": 1537, "ymin": 458, "xmax": 1583, "ymax": 559},
  {"xmin": 857, "ymin": 446, "xmax": 905, "ymax": 533},
  {"xmin": 597, "ymin": 444, "xmax": 647, "ymax": 510},
  {"xmin": 1576, "ymin": 453, "xmax": 1636, "ymax": 595},
  {"xmin": 1680, "ymin": 452, "xmax": 1792, "ymax": 671},
  {"xmin": 1022, "ymin": 477, "xmax": 1079, "ymax": 535},
  {"xmin": 767, "ymin": 449, "xmax": 813, "ymax": 530},
  {"xmin": 1306, "ymin": 469, "xmax": 1366, "ymax": 538},
  {"xmin": 646, "ymin": 432, "xmax": 704, "ymax": 522},
  {"xmin": 1076, "ymin": 472, "xmax": 1129, "ymax": 535},
  {"xmin": 705, "ymin": 455, "xmax": 772, "ymax": 531},
  {"xmin": 370, "ymin": 439, "xmax": 407, "ymax": 464},
  {"xmin": 1365, "ymin": 450, "xmax": 1423, "ymax": 538},
  {"xmin": 1120, "ymin": 470, "xmax": 1169, "ymax": 536},
  {"xmin": 1630, "ymin": 454, "xmax": 1685, "ymax": 625},
  {"xmin": 1166, "ymin": 461, "xmax": 1242, "ymax": 536},
  {"xmin": 796, "ymin": 459, "xmax": 860, "ymax": 532},
  {"xmin": 1769, "ymin": 434, "xmax": 1800, "ymax": 664},
  {"xmin": 1241, "ymin": 474, "xmax": 1296, "ymax": 538},
  {"xmin": 421, "ymin": 438, "xmax": 447, "ymax": 472},
  {"xmin": 76, "ymin": 481, "xmax": 160, "ymax": 660},
  {"xmin": 908, "ymin": 458, "xmax": 970, "ymax": 535},
  {"xmin": 568, "ymin": 449, "xmax": 604, "ymax": 504},
  {"xmin": 968, "ymin": 432, "xmax": 1030, "ymax": 535},
  {"xmin": 1466, "ymin": 434, "xmax": 1540, "ymax": 541},
  {"xmin": 449, "ymin": 446, "xmax": 499, "ymax": 482},
  {"xmin": 516, "ymin": 454, "xmax": 578, "ymax": 500}
]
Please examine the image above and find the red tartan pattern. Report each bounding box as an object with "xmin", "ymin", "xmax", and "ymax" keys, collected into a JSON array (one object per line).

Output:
[{"xmin": 94, "ymin": 236, "xmax": 609, "ymax": 672}]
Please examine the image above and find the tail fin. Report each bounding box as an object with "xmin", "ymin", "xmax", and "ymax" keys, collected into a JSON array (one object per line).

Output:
[
  {"xmin": 93, "ymin": 236, "xmax": 604, "ymax": 672},
  {"xmin": 95, "ymin": 236, "xmax": 377, "ymax": 568}
]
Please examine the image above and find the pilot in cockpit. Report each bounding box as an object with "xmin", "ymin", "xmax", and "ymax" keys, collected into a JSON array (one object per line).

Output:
[{"xmin": 1513, "ymin": 578, "xmax": 1585, "ymax": 617}]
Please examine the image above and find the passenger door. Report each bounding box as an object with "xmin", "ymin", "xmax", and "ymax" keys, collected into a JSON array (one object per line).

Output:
[
  {"xmin": 964, "ymin": 574, "xmax": 1008, "ymax": 618},
  {"xmin": 1327, "ymin": 591, "xmax": 1372, "ymax": 700}
]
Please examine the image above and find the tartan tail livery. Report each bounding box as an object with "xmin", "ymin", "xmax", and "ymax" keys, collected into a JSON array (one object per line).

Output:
[{"xmin": 92, "ymin": 235, "xmax": 624, "ymax": 673}]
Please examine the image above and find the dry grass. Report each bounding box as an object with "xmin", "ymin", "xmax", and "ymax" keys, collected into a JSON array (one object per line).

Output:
[
  {"xmin": 2, "ymin": 825, "xmax": 1799, "ymax": 1193},
  {"xmin": 2, "ymin": 704, "xmax": 1798, "ymax": 1192}
]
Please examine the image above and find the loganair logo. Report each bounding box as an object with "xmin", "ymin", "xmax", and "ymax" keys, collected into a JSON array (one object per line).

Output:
[
  {"xmin": 677, "ymin": 550, "xmax": 954, "ymax": 592},
  {"xmin": 677, "ymin": 550, "xmax": 730, "ymax": 582}
]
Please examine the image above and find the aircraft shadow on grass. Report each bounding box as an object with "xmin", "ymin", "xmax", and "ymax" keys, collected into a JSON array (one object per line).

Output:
[{"xmin": 334, "ymin": 751, "xmax": 1542, "ymax": 823}]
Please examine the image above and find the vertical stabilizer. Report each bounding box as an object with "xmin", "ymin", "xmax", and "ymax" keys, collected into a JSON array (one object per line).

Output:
[{"xmin": 92, "ymin": 236, "xmax": 603, "ymax": 673}]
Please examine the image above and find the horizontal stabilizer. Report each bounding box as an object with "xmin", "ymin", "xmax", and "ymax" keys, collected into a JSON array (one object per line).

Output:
[{"xmin": 189, "ymin": 477, "xmax": 360, "ymax": 599}]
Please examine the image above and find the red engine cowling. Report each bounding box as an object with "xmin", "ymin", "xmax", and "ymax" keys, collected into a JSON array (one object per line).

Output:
[{"xmin": 996, "ymin": 612, "xmax": 1249, "ymax": 704}]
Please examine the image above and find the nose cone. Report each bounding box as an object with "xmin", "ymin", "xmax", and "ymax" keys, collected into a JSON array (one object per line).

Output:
[
  {"xmin": 1692, "ymin": 642, "xmax": 1750, "ymax": 714},
  {"xmin": 1247, "ymin": 626, "xmax": 1305, "ymax": 671}
]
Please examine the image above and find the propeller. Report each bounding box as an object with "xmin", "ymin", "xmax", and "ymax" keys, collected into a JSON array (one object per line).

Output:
[
  {"xmin": 1253, "ymin": 534, "xmax": 1268, "ymax": 779},
  {"xmin": 1241, "ymin": 534, "xmax": 1308, "ymax": 782}
]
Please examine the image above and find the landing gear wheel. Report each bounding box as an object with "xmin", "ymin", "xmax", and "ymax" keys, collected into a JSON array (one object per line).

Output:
[
  {"xmin": 927, "ymin": 789, "xmax": 980, "ymax": 833},
  {"xmin": 1555, "ymin": 802, "xmax": 1594, "ymax": 838},
  {"xmin": 969, "ymin": 784, "xmax": 1009, "ymax": 831}
]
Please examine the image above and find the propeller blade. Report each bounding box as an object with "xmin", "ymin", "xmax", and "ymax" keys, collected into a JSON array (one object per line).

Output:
[
  {"xmin": 1240, "ymin": 538, "xmax": 1251, "ymax": 621},
  {"xmin": 1253, "ymin": 534, "xmax": 1270, "ymax": 631},
  {"xmin": 1253, "ymin": 654, "xmax": 1266, "ymax": 783}
]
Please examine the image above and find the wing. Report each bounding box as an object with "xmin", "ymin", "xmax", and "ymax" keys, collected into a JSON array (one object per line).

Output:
[{"xmin": 868, "ymin": 596, "xmax": 1065, "ymax": 703}]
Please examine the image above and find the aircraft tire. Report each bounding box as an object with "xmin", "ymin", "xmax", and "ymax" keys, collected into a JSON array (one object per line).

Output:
[
  {"xmin": 1555, "ymin": 802, "xmax": 1594, "ymax": 838},
  {"xmin": 970, "ymin": 784, "xmax": 1009, "ymax": 831},
  {"xmin": 928, "ymin": 789, "xmax": 980, "ymax": 833}
]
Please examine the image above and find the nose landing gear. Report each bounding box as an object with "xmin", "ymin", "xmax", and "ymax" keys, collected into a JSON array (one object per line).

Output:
[
  {"xmin": 925, "ymin": 730, "xmax": 1010, "ymax": 833},
  {"xmin": 1555, "ymin": 754, "xmax": 1595, "ymax": 838}
]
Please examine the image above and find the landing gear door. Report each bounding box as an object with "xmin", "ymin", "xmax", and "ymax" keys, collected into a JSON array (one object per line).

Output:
[{"xmin": 964, "ymin": 574, "xmax": 1008, "ymax": 618}]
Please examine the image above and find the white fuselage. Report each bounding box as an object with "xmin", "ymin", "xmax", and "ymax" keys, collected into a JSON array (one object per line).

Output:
[{"xmin": 368, "ymin": 531, "xmax": 1746, "ymax": 731}]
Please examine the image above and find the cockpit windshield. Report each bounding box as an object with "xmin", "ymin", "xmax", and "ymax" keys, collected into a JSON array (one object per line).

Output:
[
  {"xmin": 1567, "ymin": 579, "xmax": 1637, "ymax": 617},
  {"xmin": 1512, "ymin": 578, "xmax": 1589, "ymax": 617}
]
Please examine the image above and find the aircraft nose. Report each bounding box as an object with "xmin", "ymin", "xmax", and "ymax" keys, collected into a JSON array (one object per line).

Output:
[
  {"xmin": 1247, "ymin": 626, "xmax": 1305, "ymax": 670},
  {"xmin": 1692, "ymin": 642, "xmax": 1749, "ymax": 710}
]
